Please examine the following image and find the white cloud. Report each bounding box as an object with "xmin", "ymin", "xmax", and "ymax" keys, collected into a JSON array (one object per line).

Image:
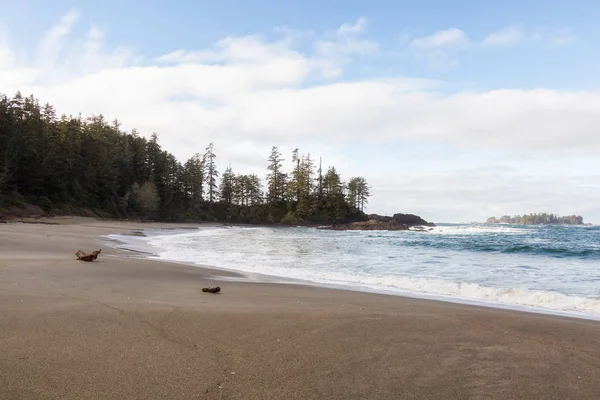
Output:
[
  {"xmin": 158, "ymin": 17, "xmax": 378, "ymax": 80},
  {"xmin": 36, "ymin": 9, "xmax": 80, "ymax": 68},
  {"xmin": 0, "ymin": 32, "xmax": 16, "ymax": 69},
  {"xmin": 312, "ymin": 17, "xmax": 379, "ymax": 78},
  {"xmin": 482, "ymin": 26, "xmax": 523, "ymax": 46},
  {"xmin": 337, "ymin": 16, "xmax": 367, "ymax": 35},
  {"xmin": 157, "ymin": 35, "xmax": 303, "ymax": 65},
  {"xmin": 408, "ymin": 28, "xmax": 469, "ymax": 68},
  {"xmin": 73, "ymin": 25, "xmax": 132, "ymax": 75},
  {"xmin": 410, "ymin": 28, "xmax": 469, "ymax": 49},
  {"xmin": 312, "ymin": 36, "xmax": 379, "ymax": 78},
  {"xmin": 2, "ymin": 12, "xmax": 600, "ymax": 221},
  {"xmin": 3, "ymin": 13, "xmax": 598, "ymax": 156},
  {"xmin": 408, "ymin": 25, "xmax": 575, "ymax": 68}
]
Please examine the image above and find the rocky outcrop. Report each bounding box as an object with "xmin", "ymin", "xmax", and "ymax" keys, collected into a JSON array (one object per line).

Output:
[
  {"xmin": 320, "ymin": 213, "xmax": 435, "ymax": 231},
  {"xmin": 392, "ymin": 213, "xmax": 435, "ymax": 227}
]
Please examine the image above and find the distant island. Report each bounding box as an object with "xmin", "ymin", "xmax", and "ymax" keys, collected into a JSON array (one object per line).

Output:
[{"xmin": 486, "ymin": 213, "xmax": 584, "ymax": 225}]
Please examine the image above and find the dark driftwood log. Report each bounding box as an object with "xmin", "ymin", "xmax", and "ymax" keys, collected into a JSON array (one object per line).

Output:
[
  {"xmin": 75, "ymin": 249, "xmax": 102, "ymax": 262},
  {"xmin": 202, "ymin": 286, "xmax": 221, "ymax": 293}
]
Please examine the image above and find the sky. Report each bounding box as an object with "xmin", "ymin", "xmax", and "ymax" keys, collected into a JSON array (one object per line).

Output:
[{"xmin": 1, "ymin": 0, "xmax": 600, "ymax": 223}]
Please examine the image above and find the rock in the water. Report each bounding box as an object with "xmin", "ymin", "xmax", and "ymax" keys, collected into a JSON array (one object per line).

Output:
[{"xmin": 202, "ymin": 286, "xmax": 221, "ymax": 293}]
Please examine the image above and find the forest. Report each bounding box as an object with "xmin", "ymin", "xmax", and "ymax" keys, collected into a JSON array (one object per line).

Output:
[
  {"xmin": 486, "ymin": 213, "xmax": 584, "ymax": 225},
  {"xmin": 0, "ymin": 92, "xmax": 371, "ymax": 224}
]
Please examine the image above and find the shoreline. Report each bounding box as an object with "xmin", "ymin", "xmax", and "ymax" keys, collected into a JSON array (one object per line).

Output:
[
  {"xmin": 1, "ymin": 217, "xmax": 600, "ymax": 399},
  {"xmin": 106, "ymin": 223, "xmax": 600, "ymax": 322}
]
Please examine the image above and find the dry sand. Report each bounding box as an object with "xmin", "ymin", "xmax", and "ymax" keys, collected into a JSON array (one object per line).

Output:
[{"xmin": 1, "ymin": 217, "xmax": 599, "ymax": 400}]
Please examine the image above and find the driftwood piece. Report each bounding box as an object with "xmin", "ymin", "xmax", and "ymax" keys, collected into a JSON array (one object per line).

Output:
[
  {"xmin": 202, "ymin": 286, "xmax": 221, "ymax": 293},
  {"xmin": 76, "ymin": 249, "xmax": 102, "ymax": 262}
]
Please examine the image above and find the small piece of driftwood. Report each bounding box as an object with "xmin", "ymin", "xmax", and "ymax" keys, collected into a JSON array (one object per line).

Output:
[
  {"xmin": 75, "ymin": 249, "xmax": 102, "ymax": 262},
  {"xmin": 201, "ymin": 286, "xmax": 221, "ymax": 293}
]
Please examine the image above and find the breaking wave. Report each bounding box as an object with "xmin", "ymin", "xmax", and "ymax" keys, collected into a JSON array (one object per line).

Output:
[{"xmin": 108, "ymin": 223, "xmax": 600, "ymax": 319}]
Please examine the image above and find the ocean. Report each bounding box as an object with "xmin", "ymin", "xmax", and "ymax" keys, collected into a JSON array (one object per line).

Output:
[{"xmin": 107, "ymin": 223, "xmax": 600, "ymax": 320}]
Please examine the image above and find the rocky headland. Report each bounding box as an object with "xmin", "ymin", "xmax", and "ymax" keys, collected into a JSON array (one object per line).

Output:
[{"xmin": 319, "ymin": 213, "xmax": 435, "ymax": 231}]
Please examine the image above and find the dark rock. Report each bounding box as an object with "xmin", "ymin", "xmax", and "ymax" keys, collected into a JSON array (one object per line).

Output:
[
  {"xmin": 202, "ymin": 286, "xmax": 221, "ymax": 293},
  {"xmin": 322, "ymin": 212, "xmax": 435, "ymax": 231},
  {"xmin": 392, "ymin": 213, "xmax": 435, "ymax": 227},
  {"xmin": 367, "ymin": 214, "xmax": 393, "ymax": 223}
]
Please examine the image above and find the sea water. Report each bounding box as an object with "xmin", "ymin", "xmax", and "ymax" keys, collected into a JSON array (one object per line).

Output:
[{"xmin": 107, "ymin": 223, "xmax": 600, "ymax": 319}]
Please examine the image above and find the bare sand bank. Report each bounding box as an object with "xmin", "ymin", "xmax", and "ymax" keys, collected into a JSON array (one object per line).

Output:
[{"xmin": 1, "ymin": 217, "xmax": 599, "ymax": 399}]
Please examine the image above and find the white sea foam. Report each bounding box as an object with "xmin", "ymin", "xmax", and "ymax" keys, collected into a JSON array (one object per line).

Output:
[
  {"xmin": 428, "ymin": 224, "xmax": 528, "ymax": 235},
  {"xmin": 108, "ymin": 225, "xmax": 600, "ymax": 320}
]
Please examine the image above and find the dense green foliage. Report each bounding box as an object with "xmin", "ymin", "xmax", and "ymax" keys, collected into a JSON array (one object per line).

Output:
[
  {"xmin": 486, "ymin": 213, "xmax": 584, "ymax": 225},
  {"xmin": 0, "ymin": 92, "xmax": 370, "ymax": 224}
]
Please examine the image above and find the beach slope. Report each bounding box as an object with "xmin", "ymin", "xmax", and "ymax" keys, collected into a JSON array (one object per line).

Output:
[{"xmin": 1, "ymin": 218, "xmax": 599, "ymax": 399}]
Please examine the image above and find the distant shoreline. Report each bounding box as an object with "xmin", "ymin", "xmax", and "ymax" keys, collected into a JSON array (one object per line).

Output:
[
  {"xmin": 485, "ymin": 213, "xmax": 585, "ymax": 225},
  {"xmin": 484, "ymin": 221, "xmax": 591, "ymax": 226}
]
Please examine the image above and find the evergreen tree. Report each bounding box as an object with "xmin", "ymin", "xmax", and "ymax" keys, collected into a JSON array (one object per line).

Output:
[
  {"xmin": 317, "ymin": 157, "xmax": 323, "ymax": 201},
  {"xmin": 357, "ymin": 177, "xmax": 370, "ymax": 212},
  {"xmin": 183, "ymin": 153, "xmax": 204, "ymax": 214},
  {"xmin": 232, "ymin": 174, "xmax": 246, "ymax": 206},
  {"xmin": 266, "ymin": 146, "xmax": 286, "ymax": 203},
  {"xmin": 203, "ymin": 142, "xmax": 218, "ymax": 206},
  {"xmin": 346, "ymin": 177, "xmax": 359, "ymax": 209},
  {"xmin": 291, "ymin": 148, "xmax": 301, "ymax": 202},
  {"xmin": 346, "ymin": 177, "xmax": 370, "ymax": 211},
  {"xmin": 0, "ymin": 91, "xmax": 375, "ymax": 225},
  {"xmin": 219, "ymin": 164, "xmax": 234, "ymax": 205}
]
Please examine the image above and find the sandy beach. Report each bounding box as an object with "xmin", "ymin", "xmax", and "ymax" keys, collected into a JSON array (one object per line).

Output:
[{"xmin": 1, "ymin": 218, "xmax": 599, "ymax": 399}]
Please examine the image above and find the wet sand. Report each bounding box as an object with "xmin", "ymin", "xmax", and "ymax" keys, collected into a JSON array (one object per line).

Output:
[{"xmin": 1, "ymin": 217, "xmax": 599, "ymax": 399}]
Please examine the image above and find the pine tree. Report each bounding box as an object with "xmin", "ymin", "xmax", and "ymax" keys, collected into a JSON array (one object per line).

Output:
[
  {"xmin": 357, "ymin": 177, "xmax": 370, "ymax": 212},
  {"xmin": 292, "ymin": 148, "xmax": 300, "ymax": 202},
  {"xmin": 220, "ymin": 164, "xmax": 234, "ymax": 205},
  {"xmin": 203, "ymin": 142, "xmax": 219, "ymax": 206},
  {"xmin": 346, "ymin": 177, "xmax": 359, "ymax": 209},
  {"xmin": 346, "ymin": 177, "xmax": 370, "ymax": 211},
  {"xmin": 301, "ymin": 153, "xmax": 314, "ymax": 199},
  {"xmin": 266, "ymin": 146, "xmax": 286, "ymax": 204},
  {"xmin": 295, "ymin": 154, "xmax": 315, "ymax": 219},
  {"xmin": 0, "ymin": 91, "xmax": 376, "ymax": 224},
  {"xmin": 317, "ymin": 157, "xmax": 323, "ymax": 201},
  {"xmin": 232, "ymin": 174, "xmax": 246, "ymax": 206},
  {"xmin": 183, "ymin": 153, "xmax": 204, "ymax": 213},
  {"xmin": 245, "ymin": 174, "xmax": 263, "ymax": 205}
]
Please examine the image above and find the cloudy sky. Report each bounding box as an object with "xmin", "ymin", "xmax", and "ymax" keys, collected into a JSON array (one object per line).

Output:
[{"xmin": 2, "ymin": 0, "xmax": 600, "ymax": 223}]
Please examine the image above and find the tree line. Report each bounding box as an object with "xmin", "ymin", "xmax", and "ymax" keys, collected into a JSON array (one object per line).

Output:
[
  {"xmin": 0, "ymin": 92, "xmax": 370, "ymax": 224},
  {"xmin": 486, "ymin": 213, "xmax": 584, "ymax": 225}
]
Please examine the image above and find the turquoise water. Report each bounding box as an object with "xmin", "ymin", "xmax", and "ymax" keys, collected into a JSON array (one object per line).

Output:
[{"xmin": 110, "ymin": 223, "xmax": 600, "ymax": 319}]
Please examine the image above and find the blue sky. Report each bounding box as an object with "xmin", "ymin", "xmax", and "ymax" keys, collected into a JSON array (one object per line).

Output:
[
  {"xmin": 1, "ymin": 1, "xmax": 600, "ymax": 222},
  {"xmin": 3, "ymin": 0, "xmax": 599, "ymax": 88}
]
